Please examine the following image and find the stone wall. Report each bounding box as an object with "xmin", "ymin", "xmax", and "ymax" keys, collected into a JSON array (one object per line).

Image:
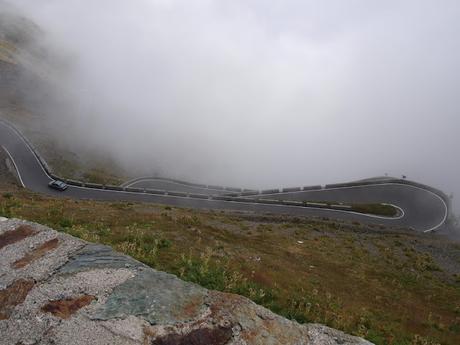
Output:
[{"xmin": 0, "ymin": 218, "xmax": 373, "ymax": 345}]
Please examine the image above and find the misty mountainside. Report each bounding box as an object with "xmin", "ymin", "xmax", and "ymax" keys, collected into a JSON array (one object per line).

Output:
[
  {"xmin": 0, "ymin": 9, "xmax": 41, "ymax": 106},
  {"xmin": 0, "ymin": 13, "xmax": 35, "ymax": 107},
  {"xmin": 0, "ymin": 7, "xmax": 128, "ymax": 185},
  {"xmin": 1, "ymin": 0, "xmax": 460, "ymax": 210},
  {"xmin": 0, "ymin": 9, "xmax": 37, "ymax": 47},
  {"xmin": 0, "ymin": 6, "xmax": 67, "ymax": 121}
]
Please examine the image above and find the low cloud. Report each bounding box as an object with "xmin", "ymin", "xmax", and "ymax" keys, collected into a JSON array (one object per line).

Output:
[{"xmin": 4, "ymin": 0, "xmax": 460, "ymax": 212}]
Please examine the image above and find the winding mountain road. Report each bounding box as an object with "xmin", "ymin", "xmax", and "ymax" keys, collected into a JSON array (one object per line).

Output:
[{"xmin": 0, "ymin": 119, "xmax": 449, "ymax": 232}]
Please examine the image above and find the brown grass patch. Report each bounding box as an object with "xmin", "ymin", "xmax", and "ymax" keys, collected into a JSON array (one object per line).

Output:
[{"xmin": 1, "ymin": 180, "xmax": 460, "ymax": 344}]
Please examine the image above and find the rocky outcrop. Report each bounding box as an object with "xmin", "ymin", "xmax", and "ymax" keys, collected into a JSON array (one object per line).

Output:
[{"xmin": 0, "ymin": 218, "xmax": 372, "ymax": 345}]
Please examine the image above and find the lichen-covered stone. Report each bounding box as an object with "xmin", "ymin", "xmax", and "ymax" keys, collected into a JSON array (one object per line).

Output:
[
  {"xmin": 91, "ymin": 268, "xmax": 208, "ymax": 325},
  {"xmin": 58, "ymin": 244, "xmax": 142, "ymax": 274},
  {"xmin": 0, "ymin": 219, "xmax": 373, "ymax": 345}
]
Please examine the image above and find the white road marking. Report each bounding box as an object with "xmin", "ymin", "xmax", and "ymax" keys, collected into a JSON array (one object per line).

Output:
[
  {"xmin": 125, "ymin": 179, "xmax": 445, "ymax": 229},
  {"xmin": 0, "ymin": 120, "xmax": 447, "ymax": 231},
  {"xmin": 1, "ymin": 145, "xmax": 25, "ymax": 188},
  {"xmin": 255, "ymin": 184, "xmax": 447, "ymax": 232},
  {"xmin": 423, "ymin": 195, "xmax": 448, "ymax": 233},
  {"xmin": 66, "ymin": 184, "xmax": 406, "ymax": 220},
  {"xmin": 123, "ymin": 177, "xmax": 234, "ymax": 192},
  {"xmin": 382, "ymin": 203, "xmax": 405, "ymax": 220},
  {"xmin": 0, "ymin": 120, "xmax": 54, "ymax": 181},
  {"xmin": 331, "ymin": 204, "xmax": 352, "ymax": 209}
]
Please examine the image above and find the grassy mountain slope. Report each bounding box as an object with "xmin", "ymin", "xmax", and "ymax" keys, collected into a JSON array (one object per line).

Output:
[{"xmin": 0, "ymin": 165, "xmax": 459, "ymax": 344}]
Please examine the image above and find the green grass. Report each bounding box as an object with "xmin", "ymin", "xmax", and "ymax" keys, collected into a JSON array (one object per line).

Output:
[
  {"xmin": 1, "ymin": 182, "xmax": 459, "ymax": 345},
  {"xmin": 301, "ymin": 201, "xmax": 398, "ymax": 217},
  {"xmin": 350, "ymin": 203, "xmax": 398, "ymax": 217}
]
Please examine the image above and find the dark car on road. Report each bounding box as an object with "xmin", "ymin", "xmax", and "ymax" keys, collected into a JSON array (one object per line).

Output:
[{"xmin": 48, "ymin": 180, "xmax": 68, "ymax": 191}]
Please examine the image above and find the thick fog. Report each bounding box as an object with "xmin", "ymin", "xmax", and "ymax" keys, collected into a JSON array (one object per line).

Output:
[{"xmin": 6, "ymin": 1, "xmax": 460, "ymax": 212}]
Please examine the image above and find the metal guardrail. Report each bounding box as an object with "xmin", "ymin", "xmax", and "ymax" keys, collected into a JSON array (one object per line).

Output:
[
  {"xmin": 145, "ymin": 189, "xmax": 166, "ymax": 195},
  {"xmin": 104, "ymin": 185, "xmax": 125, "ymax": 191},
  {"xmin": 282, "ymin": 187, "xmax": 301, "ymax": 193},
  {"xmin": 324, "ymin": 178, "xmax": 450, "ymax": 216},
  {"xmin": 0, "ymin": 118, "xmax": 450, "ymax": 220},
  {"xmin": 225, "ymin": 187, "xmax": 242, "ymax": 192},
  {"xmin": 211, "ymin": 195, "xmax": 234, "ymax": 201},
  {"xmin": 188, "ymin": 193, "xmax": 209, "ymax": 199},
  {"xmin": 84, "ymin": 182, "xmax": 102, "ymax": 189},
  {"xmin": 240, "ymin": 191, "xmax": 260, "ymax": 196},
  {"xmin": 167, "ymin": 191, "xmax": 188, "ymax": 197},
  {"xmin": 207, "ymin": 185, "xmax": 225, "ymax": 191},
  {"xmin": 302, "ymin": 185, "xmax": 323, "ymax": 191},
  {"xmin": 123, "ymin": 187, "xmax": 144, "ymax": 193},
  {"xmin": 121, "ymin": 175, "xmax": 250, "ymax": 193},
  {"xmin": 64, "ymin": 179, "xmax": 83, "ymax": 187},
  {"xmin": 229, "ymin": 197, "xmax": 255, "ymax": 203},
  {"xmin": 261, "ymin": 189, "xmax": 280, "ymax": 194},
  {"xmin": 0, "ymin": 119, "xmax": 53, "ymax": 177}
]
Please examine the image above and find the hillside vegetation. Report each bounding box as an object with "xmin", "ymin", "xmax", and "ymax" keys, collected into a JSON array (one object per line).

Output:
[
  {"xmin": 0, "ymin": 9, "xmax": 130, "ymax": 185},
  {"xmin": 0, "ymin": 173, "xmax": 459, "ymax": 345},
  {"xmin": 1, "ymin": 6, "xmax": 459, "ymax": 345}
]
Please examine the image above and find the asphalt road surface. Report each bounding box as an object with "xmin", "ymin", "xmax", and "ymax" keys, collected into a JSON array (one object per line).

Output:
[{"xmin": 0, "ymin": 119, "xmax": 449, "ymax": 232}]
